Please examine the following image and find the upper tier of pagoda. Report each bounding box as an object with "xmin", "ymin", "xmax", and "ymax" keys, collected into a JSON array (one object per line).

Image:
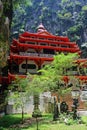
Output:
[{"xmin": 10, "ymin": 23, "xmax": 81, "ymax": 56}]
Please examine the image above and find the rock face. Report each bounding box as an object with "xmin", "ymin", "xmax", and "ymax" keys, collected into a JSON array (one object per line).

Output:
[
  {"xmin": 0, "ymin": 0, "xmax": 13, "ymax": 115},
  {"xmin": 11, "ymin": 0, "xmax": 87, "ymax": 47}
]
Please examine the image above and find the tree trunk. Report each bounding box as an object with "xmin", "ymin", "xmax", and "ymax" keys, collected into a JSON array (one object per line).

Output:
[
  {"xmin": 77, "ymin": 66, "xmax": 81, "ymax": 75},
  {"xmin": 22, "ymin": 107, "xmax": 24, "ymax": 124},
  {"xmin": 36, "ymin": 117, "xmax": 39, "ymax": 130},
  {"xmin": 0, "ymin": 0, "xmax": 13, "ymax": 67},
  {"xmin": 57, "ymin": 94, "xmax": 60, "ymax": 113}
]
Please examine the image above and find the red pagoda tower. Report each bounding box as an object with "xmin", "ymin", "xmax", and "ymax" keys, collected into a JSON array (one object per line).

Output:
[
  {"xmin": 0, "ymin": 23, "xmax": 87, "ymax": 85},
  {"xmin": 7, "ymin": 23, "xmax": 83, "ymax": 83}
]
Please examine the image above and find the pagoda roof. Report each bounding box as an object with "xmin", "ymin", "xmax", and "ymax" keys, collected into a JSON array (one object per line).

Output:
[
  {"xmin": 21, "ymin": 31, "xmax": 69, "ymax": 42},
  {"xmin": 76, "ymin": 59, "xmax": 87, "ymax": 63},
  {"xmin": 18, "ymin": 36, "xmax": 76, "ymax": 46},
  {"xmin": 1, "ymin": 72, "xmax": 87, "ymax": 85},
  {"xmin": 76, "ymin": 58, "xmax": 87, "ymax": 67},
  {"xmin": 11, "ymin": 38, "xmax": 81, "ymax": 54},
  {"xmin": 7, "ymin": 72, "xmax": 87, "ymax": 83}
]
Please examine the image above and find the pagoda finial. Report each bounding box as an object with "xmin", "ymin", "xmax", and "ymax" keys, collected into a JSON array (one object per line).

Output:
[{"xmin": 37, "ymin": 23, "xmax": 46, "ymax": 33}]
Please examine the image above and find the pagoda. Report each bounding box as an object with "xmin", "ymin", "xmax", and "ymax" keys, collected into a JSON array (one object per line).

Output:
[
  {"xmin": 7, "ymin": 23, "xmax": 84, "ymax": 83},
  {"xmin": 0, "ymin": 23, "xmax": 87, "ymax": 87}
]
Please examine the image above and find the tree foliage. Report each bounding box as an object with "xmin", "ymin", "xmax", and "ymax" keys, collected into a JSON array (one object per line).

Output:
[
  {"xmin": 8, "ymin": 76, "xmax": 29, "ymax": 123},
  {"xmin": 38, "ymin": 53, "xmax": 80, "ymax": 101},
  {"xmin": 7, "ymin": 74, "xmax": 45, "ymax": 122},
  {"xmin": 82, "ymin": 5, "xmax": 87, "ymax": 11}
]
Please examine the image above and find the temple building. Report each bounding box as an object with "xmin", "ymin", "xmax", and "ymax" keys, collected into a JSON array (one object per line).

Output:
[
  {"xmin": 7, "ymin": 23, "xmax": 87, "ymax": 83},
  {"xmin": 0, "ymin": 23, "xmax": 87, "ymax": 114}
]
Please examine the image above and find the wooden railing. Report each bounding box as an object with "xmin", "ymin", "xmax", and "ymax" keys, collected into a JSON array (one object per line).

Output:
[{"xmin": 19, "ymin": 52, "xmax": 54, "ymax": 58}]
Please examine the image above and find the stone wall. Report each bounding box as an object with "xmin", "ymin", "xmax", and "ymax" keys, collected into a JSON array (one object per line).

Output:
[
  {"xmin": 6, "ymin": 92, "xmax": 86, "ymax": 114},
  {"xmin": 6, "ymin": 92, "xmax": 54, "ymax": 114}
]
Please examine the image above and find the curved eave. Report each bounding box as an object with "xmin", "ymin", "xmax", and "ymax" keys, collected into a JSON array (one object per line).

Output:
[
  {"xmin": 76, "ymin": 59, "xmax": 87, "ymax": 63},
  {"xmin": 75, "ymin": 58, "xmax": 87, "ymax": 67},
  {"xmin": 21, "ymin": 32, "xmax": 69, "ymax": 42},
  {"xmin": 63, "ymin": 75, "xmax": 87, "ymax": 82},
  {"xmin": 17, "ymin": 44, "xmax": 80, "ymax": 53},
  {"xmin": 8, "ymin": 73, "xmax": 87, "ymax": 84},
  {"xmin": 11, "ymin": 40, "xmax": 80, "ymax": 53},
  {"xmin": 10, "ymin": 45, "xmax": 18, "ymax": 53},
  {"xmin": 12, "ymin": 39, "xmax": 19, "ymax": 45},
  {"xmin": 8, "ymin": 72, "xmax": 26, "ymax": 83},
  {"xmin": 77, "ymin": 76, "xmax": 87, "ymax": 80},
  {"xmin": 10, "ymin": 53, "xmax": 53, "ymax": 61},
  {"xmin": 19, "ymin": 36, "xmax": 74, "ymax": 46}
]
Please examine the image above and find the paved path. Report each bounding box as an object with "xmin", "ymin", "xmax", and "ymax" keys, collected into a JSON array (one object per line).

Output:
[{"xmin": 78, "ymin": 110, "xmax": 87, "ymax": 116}]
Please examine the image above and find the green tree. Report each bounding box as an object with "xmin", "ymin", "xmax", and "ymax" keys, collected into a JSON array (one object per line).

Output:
[
  {"xmin": 8, "ymin": 76, "xmax": 29, "ymax": 124},
  {"xmin": 27, "ymin": 74, "xmax": 45, "ymax": 116},
  {"xmin": 26, "ymin": 74, "xmax": 45, "ymax": 130},
  {"xmin": 67, "ymin": 25, "xmax": 82, "ymax": 42},
  {"xmin": 39, "ymin": 53, "xmax": 80, "ymax": 112},
  {"xmin": 7, "ymin": 74, "xmax": 44, "ymax": 123}
]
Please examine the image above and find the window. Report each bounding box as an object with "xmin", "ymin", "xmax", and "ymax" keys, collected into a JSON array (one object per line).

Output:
[
  {"xmin": 50, "ymin": 44, "xmax": 56, "ymax": 47},
  {"xmin": 40, "ymin": 43, "xmax": 47, "ymax": 46},
  {"xmin": 31, "ymin": 37, "xmax": 35, "ymax": 39},
  {"xmin": 22, "ymin": 64, "xmax": 36, "ymax": 69},
  {"xmin": 27, "ymin": 42, "xmax": 35, "ymax": 44},
  {"xmin": 71, "ymin": 66, "xmax": 77, "ymax": 71},
  {"xmin": 61, "ymin": 45, "xmax": 68, "ymax": 48},
  {"xmin": 43, "ymin": 49, "xmax": 55, "ymax": 54},
  {"xmin": 48, "ymin": 38, "xmax": 53, "ymax": 41},
  {"xmin": 42, "ymin": 65, "xmax": 45, "ymax": 68},
  {"xmin": 39, "ymin": 37, "xmax": 44, "ymax": 40}
]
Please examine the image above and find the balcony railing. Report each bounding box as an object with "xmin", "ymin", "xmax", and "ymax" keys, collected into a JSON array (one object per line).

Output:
[{"xmin": 19, "ymin": 52, "xmax": 54, "ymax": 58}]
